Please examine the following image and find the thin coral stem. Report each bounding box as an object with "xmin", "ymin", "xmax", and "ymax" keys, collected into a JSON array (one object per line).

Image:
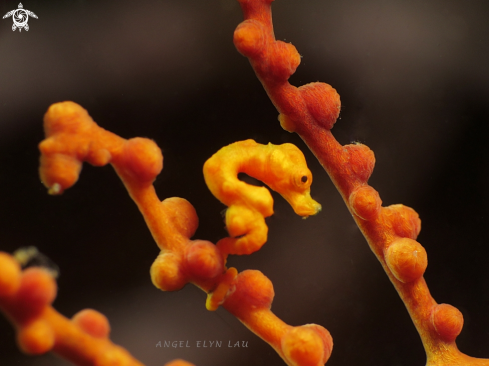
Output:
[
  {"xmin": 0, "ymin": 252, "xmax": 146, "ymax": 366},
  {"xmin": 233, "ymin": 0, "xmax": 489, "ymax": 364},
  {"xmin": 39, "ymin": 101, "xmax": 222, "ymax": 294}
]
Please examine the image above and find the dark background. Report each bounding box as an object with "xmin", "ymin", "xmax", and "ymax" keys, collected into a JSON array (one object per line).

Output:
[{"xmin": 0, "ymin": 0, "xmax": 488, "ymax": 365}]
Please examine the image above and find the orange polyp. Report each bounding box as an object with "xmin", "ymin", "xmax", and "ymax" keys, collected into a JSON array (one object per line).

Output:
[
  {"xmin": 282, "ymin": 325, "xmax": 333, "ymax": 366},
  {"xmin": 225, "ymin": 270, "xmax": 275, "ymax": 310},
  {"xmin": 431, "ymin": 304, "xmax": 464, "ymax": 342},
  {"xmin": 382, "ymin": 204, "xmax": 421, "ymax": 240},
  {"xmin": 0, "ymin": 252, "xmax": 21, "ymax": 297},
  {"xmin": 16, "ymin": 268, "xmax": 57, "ymax": 312},
  {"xmin": 72, "ymin": 309, "xmax": 111, "ymax": 339},
  {"xmin": 159, "ymin": 198, "xmax": 199, "ymax": 239},
  {"xmin": 185, "ymin": 240, "xmax": 224, "ymax": 280},
  {"xmin": 299, "ymin": 83, "xmax": 341, "ymax": 130},
  {"xmin": 164, "ymin": 360, "xmax": 196, "ymax": 366},
  {"xmin": 384, "ymin": 238, "xmax": 428, "ymax": 283},
  {"xmin": 234, "ymin": 20, "xmax": 266, "ymax": 57},
  {"xmin": 121, "ymin": 138, "xmax": 163, "ymax": 183},
  {"xmin": 17, "ymin": 319, "xmax": 55, "ymax": 355},
  {"xmin": 39, "ymin": 153, "xmax": 82, "ymax": 194},
  {"xmin": 43, "ymin": 101, "xmax": 93, "ymax": 136},
  {"xmin": 150, "ymin": 251, "xmax": 187, "ymax": 292},
  {"xmin": 268, "ymin": 41, "xmax": 301, "ymax": 81},
  {"xmin": 342, "ymin": 143, "xmax": 376, "ymax": 185},
  {"xmin": 349, "ymin": 185, "xmax": 382, "ymax": 220}
]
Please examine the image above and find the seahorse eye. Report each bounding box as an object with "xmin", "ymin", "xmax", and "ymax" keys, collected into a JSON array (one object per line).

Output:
[{"xmin": 301, "ymin": 175, "xmax": 308, "ymax": 183}]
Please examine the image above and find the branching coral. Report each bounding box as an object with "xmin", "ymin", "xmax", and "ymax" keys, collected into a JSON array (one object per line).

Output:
[
  {"xmin": 30, "ymin": 101, "xmax": 331, "ymax": 366},
  {"xmin": 0, "ymin": 252, "xmax": 146, "ymax": 366},
  {"xmin": 233, "ymin": 0, "xmax": 489, "ymax": 365}
]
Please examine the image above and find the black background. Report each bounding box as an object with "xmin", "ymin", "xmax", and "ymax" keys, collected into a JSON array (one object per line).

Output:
[{"xmin": 0, "ymin": 0, "xmax": 488, "ymax": 365}]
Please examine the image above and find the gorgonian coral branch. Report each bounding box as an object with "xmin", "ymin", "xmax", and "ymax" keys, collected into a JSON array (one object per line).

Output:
[
  {"xmin": 0, "ymin": 252, "xmax": 147, "ymax": 366},
  {"xmin": 233, "ymin": 0, "xmax": 489, "ymax": 365},
  {"xmin": 36, "ymin": 101, "xmax": 333, "ymax": 366}
]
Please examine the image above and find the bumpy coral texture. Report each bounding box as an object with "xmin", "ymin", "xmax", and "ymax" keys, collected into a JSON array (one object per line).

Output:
[
  {"xmin": 34, "ymin": 101, "xmax": 332, "ymax": 366},
  {"xmin": 233, "ymin": 0, "xmax": 489, "ymax": 365},
  {"xmin": 0, "ymin": 252, "xmax": 146, "ymax": 366}
]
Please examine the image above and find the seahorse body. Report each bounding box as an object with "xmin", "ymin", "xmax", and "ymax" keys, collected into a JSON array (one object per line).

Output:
[{"xmin": 204, "ymin": 139, "xmax": 321, "ymax": 255}]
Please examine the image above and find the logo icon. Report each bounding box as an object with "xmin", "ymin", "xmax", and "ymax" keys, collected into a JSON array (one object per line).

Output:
[{"xmin": 3, "ymin": 3, "xmax": 37, "ymax": 32}]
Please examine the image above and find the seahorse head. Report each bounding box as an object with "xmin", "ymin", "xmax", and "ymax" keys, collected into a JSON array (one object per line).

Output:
[{"xmin": 267, "ymin": 143, "xmax": 321, "ymax": 217}]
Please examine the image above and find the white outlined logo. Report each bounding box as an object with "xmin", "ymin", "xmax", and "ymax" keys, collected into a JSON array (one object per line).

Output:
[{"xmin": 3, "ymin": 3, "xmax": 38, "ymax": 32}]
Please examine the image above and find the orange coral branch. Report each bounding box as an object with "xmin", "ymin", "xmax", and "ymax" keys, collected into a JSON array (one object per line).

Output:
[
  {"xmin": 37, "ymin": 101, "xmax": 333, "ymax": 366},
  {"xmin": 233, "ymin": 0, "xmax": 489, "ymax": 365},
  {"xmin": 0, "ymin": 252, "xmax": 146, "ymax": 366},
  {"xmin": 39, "ymin": 102, "xmax": 221, "ymax": 293},
  {"xmin": 164, "ymin": 360, "xmax": 196, "ymax": 366}
]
